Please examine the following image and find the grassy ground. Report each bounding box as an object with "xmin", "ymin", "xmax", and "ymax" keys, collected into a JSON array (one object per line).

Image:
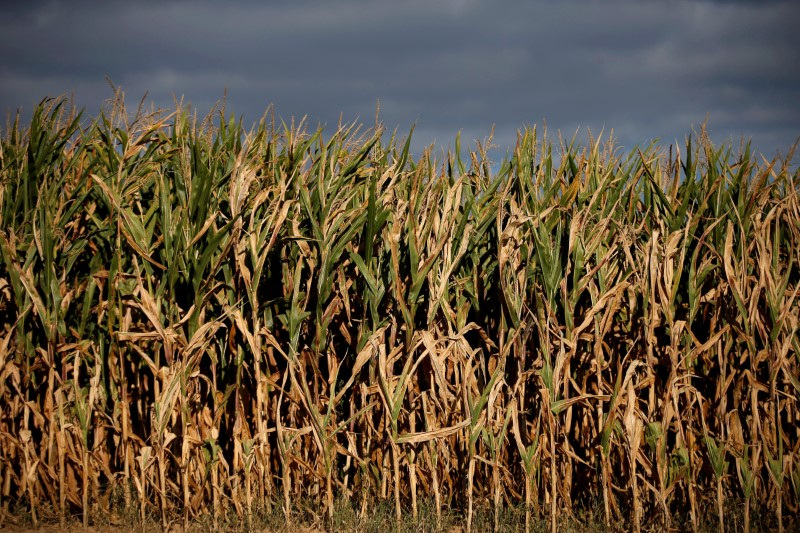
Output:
[{"xmin": 1, "ymin": 495, "xmax": 793, "ymax": 532}]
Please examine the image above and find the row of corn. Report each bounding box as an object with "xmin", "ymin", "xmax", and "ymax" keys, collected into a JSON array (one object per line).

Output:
[{"xmin": 0, "ymin": 96, "xmax": 798, "ymax": 532}]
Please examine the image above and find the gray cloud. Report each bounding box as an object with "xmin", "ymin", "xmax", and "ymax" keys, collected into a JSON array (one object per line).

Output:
[{"xmin": 1, "ymin": 0, "xmax": 798, "ymax": 160}]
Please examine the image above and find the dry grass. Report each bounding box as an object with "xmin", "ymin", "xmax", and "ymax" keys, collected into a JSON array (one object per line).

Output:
[{"xmin": 1, "ymin": 94, "xmax": 798, "ymax": 533}]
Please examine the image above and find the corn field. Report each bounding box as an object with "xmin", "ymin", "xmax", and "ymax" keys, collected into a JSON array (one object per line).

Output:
[{"xmin": 0, "ymin": 96, "xmax": 798, "ymax": 532}]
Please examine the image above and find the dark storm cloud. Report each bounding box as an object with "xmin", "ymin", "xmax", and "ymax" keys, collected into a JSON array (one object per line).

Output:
[{"xmin": 1, "ymin": 0, "xmax": 798, "ymax": 159}]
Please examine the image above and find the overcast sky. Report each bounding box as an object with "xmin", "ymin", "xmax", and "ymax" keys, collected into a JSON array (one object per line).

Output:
[{"xmin": 1, "ymin": 0, "xmax": 798, "ymax": 160}]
